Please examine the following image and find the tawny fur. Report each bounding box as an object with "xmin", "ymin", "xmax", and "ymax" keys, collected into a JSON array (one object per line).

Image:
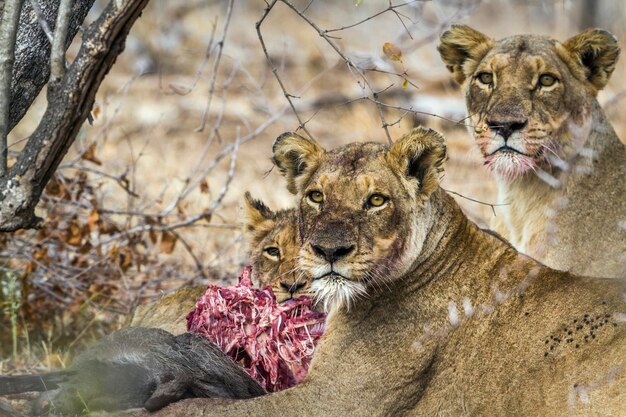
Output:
[
  {"xmin": 438, "ymin": 26, "xmax": 625, "ymax": 278},
  {"xmin": 242, "ymin": 192, "xmax": 312, "ymax": 302},
  {"xmin": 141, "ymin": 128, "xmax": 626, "ymax": 417},
  {"xmin": 130, "ymin": 199, "xmax": 311, "ymax": 332}
]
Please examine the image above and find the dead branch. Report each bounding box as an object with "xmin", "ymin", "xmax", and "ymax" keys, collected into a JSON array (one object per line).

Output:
[
  {"xmin": 196, "ymin": 0, "xmax": 234, "ymax": 132},
  {"xmin": 256, "ymin": 0, "xmax": 314, "ymax": 139},
  {"xmin": 323, "ymin": 0, "xmax": 421, "ymax": 34},
  {"xmin": 49, "ymin": 0, "xmax": 72, "ymax": 83},
  {"xmin": 7, "ymin": 0, "xmax": 97, "ymax": 132},
  {"xmin": 257, "ymin": 0, "xmax": 428, "ymax": 144},
  {"xmin": 0, "ymin": 0, "xmax": 151, "ymax": 232},
  {"xmin": 28, "ymin": 0, "xmax": 54, "ymax": 42},
  {"xmin": 0, "ymin": 0, "xmax": 25, "ymax": 175}
]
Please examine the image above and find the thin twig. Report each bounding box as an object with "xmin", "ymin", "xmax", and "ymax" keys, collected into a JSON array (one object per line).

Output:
[
  {"xmin": 28, "ymin": 0, "xmax": 54, "ymax": 43},
  {"xmin": 0, "ymin": 0, "xmax": 25, "ymax": 176},
  {"xmin": 166, "ymin": 18, "xmax": 217, "ymax": 96},
  {"xmin": 323, "ymin": 0, "xmax": 421, "ymax": 34},
  {"xmin": 280, "ymin": 0, "xmax": 393, "ymax": 143},
  {"xmin": 171, "ymin": 229, "xmax": 207, "ymax": 279},
  {"xmin": 206, "ymin": 128, "xmax": 241, "ymax": 215},
  {"xmin": 256, "ymin": 0, "xmax": 314, "ymax": 139},
  {"xmin": 196, "ymin": 0, "xmax": 234, "ymax": 132},
  {"xmin": 50, "ymin": 0, "xmax": 73, "ymax": 84},
  {"xmin": 442, "ymin": 187, "xmax": 508, "ymax": 217}
]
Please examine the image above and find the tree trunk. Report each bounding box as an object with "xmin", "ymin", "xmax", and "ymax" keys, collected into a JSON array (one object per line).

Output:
[
  {"xmin": 0, "ymin": 0, "xmax": 151, "ymax": 231},
  {"xmin": 1, "ymin": 0, "xmax": 96, "ymax": 131}
]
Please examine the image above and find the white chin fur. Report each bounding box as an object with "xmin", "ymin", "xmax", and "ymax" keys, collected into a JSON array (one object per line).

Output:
[{"xmin": 311, "ymin": 276, "xmax": 367, "ymax": 312}]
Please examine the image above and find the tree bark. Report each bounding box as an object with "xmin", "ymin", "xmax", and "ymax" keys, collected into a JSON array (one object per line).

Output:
[
  {"xmin": 0, "ymin": 0, "xmax": 151, "ymax": 231},
  {"xmin": 1, "ymin": 0, "xmax": 96, "ymax": 132}
]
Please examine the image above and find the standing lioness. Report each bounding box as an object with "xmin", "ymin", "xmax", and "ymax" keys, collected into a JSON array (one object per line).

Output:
[
  {"xmin": 438, "ymin": 26, "xmax": 625, "ymax": 278},
  {"xmin": 145, "ymin": 128, "xmax": 626, "ymax": 417}
]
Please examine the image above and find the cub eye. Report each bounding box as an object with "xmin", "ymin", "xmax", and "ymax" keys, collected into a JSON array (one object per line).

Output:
[
  {"xmin": 477, "ymin": 72, "xmax": 493, "ymax": 85},
  {"xmin": 538, "ymin": 74, "xmax": 557, "ymax": 87},
  {"xmin": 307, "ymin": 191, "xmax": 324, "ymax": 204},
  {"xmin": 264, "ymin": 247, "xmax": 280, "ymax": 258},
  {"xmin": 367, "ymin": 194, "xmax": 388, "ymax": 208}
]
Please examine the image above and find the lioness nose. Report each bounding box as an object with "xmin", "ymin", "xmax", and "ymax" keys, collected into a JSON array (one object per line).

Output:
[
  {"xmin": 311, "ymin": 244, "xmax": 355, "ymax": 263},
  {"xmin": 487, "ymin": 119, "xmax": 527, "ymax": 140},
  {"xmin": 280, "ymin": 281, "xmax": 306, "ymax": 294}
]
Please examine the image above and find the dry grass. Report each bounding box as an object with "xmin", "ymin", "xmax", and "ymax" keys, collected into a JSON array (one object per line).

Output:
[{"xmin": 2, "ymin": 0, "xmax": 626, "ymax": 383}]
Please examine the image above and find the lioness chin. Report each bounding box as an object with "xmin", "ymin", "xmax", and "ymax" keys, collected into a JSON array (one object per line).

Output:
[
  {"xmin": 438, "ymin": 26, "xmax": 625, "ymax": 278},
  {"xmin": 141, "ymin": 127, "xmax": 626, "ymax": 417}
]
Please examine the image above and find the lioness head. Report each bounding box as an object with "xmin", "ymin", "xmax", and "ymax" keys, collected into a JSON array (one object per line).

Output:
[
  {"xmin": 438, "ymin": 26, "xmax": 620, "ymax": 180},
  {"xmin": 272, "ymin": 127, "xmax": 446, "ymax": 311},
  {"xmin": 242, "ymin": 193, "xmax": 312, "ymax": 302}
]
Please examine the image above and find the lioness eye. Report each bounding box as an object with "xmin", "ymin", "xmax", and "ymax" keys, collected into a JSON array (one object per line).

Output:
[
  {"xmin": 264, "ymin": 247, "xmax": 280, "ymax": 258},
  {"xmin": 538, "ymin": 74, "xmax": 557, "ymax": 87},
  {"xmin": 368, "ymin": 194, "xmax": 387, "ymax": 208},
  {"xmin": 477, "ymin": 72, "xmax": 493, "ymax": 85},
  {"xmin": 308, "ymin": 191, "xmax": 324, "ymax": 204}
]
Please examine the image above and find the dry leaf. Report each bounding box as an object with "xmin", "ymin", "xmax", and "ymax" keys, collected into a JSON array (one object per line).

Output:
[
  {"xmin": 87, "ymin": 209, "xmax": 100, "ymax": 232},
  {"xmin": 66, "ymin": 221, "xmax": 84, "ymax": 246},
  {"xmin": 159, "ymin": 231, "xmax": 177, "ymax": 254},
  {"xmin": 200, "ymin": 179, "xmax": 209, "ymax": 194},
  {"xmin": 82, "ymin": 142, "xmax": 102, "ymax": 165},
  {"xmin": 91, "ymin": 104, "xmax": 101, "ymax": 120},
  {"xmin": 383, "ymin": 42, "xmax": 402, "ymax": 62}
]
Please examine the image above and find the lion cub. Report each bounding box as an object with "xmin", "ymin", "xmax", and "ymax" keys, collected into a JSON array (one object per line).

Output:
[
  {"xmin": 243, "ymin": 192, "xmax": 311, "ymax": 303},
  {"xmin": 130, "ymin": 195, "xmax": 310, "ymax": 333},
  {"xmin": 438, "ymin": 26, "xmax": 625, "ymax": 278}
]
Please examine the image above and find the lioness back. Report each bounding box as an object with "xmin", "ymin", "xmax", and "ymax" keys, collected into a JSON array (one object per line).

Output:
[{"xmin": 438, "ymin": 26, "xmax": 626, "ymax": 278}]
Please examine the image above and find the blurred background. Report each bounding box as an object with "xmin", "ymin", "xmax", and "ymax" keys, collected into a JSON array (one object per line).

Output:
[{"xmin": 2, "ymin": 0, "xmax": 626, "ymax": 380}]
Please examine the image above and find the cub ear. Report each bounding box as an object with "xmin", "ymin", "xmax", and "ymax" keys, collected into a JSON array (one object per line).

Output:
[
  {"xmin": 437, "ymin": 24, "xmax": 494, "ymax": 84},
  {"xmin": 562, "ymin": 28, "xmax": 620, "ymax": 91},
  {"xmin": 242, "ymin": 192, "xmax": 275, "ymax": 235},
  {"xmin": 272, "ymin": 132, "xmax": 325, "ymax": 194},
  {"xmin": 386, "ymin": 127, "xmax": 447, "ymax": 199}
]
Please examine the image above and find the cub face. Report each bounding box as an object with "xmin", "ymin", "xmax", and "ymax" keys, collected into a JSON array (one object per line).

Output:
[
  {"xmin": 438, "ymin": 26, "xmax": 620, "ymax": 180},
  {"xmin": 272, "ymin": 128, "xmax": 446, "ymax": 311},
  {"xmin": 242, "ymin": 193, "xmax": 311, "ymax": 302}
]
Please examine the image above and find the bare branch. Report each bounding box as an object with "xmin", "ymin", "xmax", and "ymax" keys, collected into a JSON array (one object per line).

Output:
[
  {"xmin": 49, "ymin": 0, "xmax": 73, "ymax": 83},
  {"xmin": 0, "ymin": 0, "xmax": 25, "ymax": 176},
  {"xmin": 8, "ymin": 0, "xmax": 96, "ymax": 131},
  {"xmin": 255, "ymin": 0, "xmax": 314, "ymax": 139},
  {"xmin": 29, "ymin": 0, "xmax": 53, "ymax": 43},
  {"xmin": 323, "ymin": 0, "xmax": 421, "ymax": 34},
  {"xmin": 196, "ymin": 0, "xmax": 234, "ymax": 132},
  {"xmin": 441, "ymin": 187, "xmax": 508, "ymax": 217},
  {"xmin": 0, "ymin": 0, "xmax": 151, "ymax": 232},
  {"xmin": 278, "ymin": 0, "xmax": 395, "ymax": 143}
]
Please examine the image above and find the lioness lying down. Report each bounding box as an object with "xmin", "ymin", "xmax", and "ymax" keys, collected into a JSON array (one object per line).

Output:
[
  {"xmin": 438, "ymin": 26, "xmax": 625, "ymax": 278},
  {"xmin": 144, "ymin": 127, "xmax": 626, "ymax": 417}
]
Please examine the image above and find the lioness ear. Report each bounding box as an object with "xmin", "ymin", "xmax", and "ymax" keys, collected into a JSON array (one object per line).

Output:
[
  {"xmin": 562, "ymin": 29, "xmax": 620, "ymax": 91},
  {"xmin": 387, "ymin": 127, "xmax": 447, "ymax": 199},
  {"xmin": 437, "ymin": 24, "xmax": 494, "ymax": 84},
  {"xmin": 243, "ymin": 192, "xmax": 275, "ymax": 234},
  {"xmin": 272, "ymin": 132, "xmax": 325, "ymax": 194}
]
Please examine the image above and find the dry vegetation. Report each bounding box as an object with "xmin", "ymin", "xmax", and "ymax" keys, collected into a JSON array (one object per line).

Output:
[{"xmin": 1, "ymin": 0, "xmax": 625, "ymax": 386}]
